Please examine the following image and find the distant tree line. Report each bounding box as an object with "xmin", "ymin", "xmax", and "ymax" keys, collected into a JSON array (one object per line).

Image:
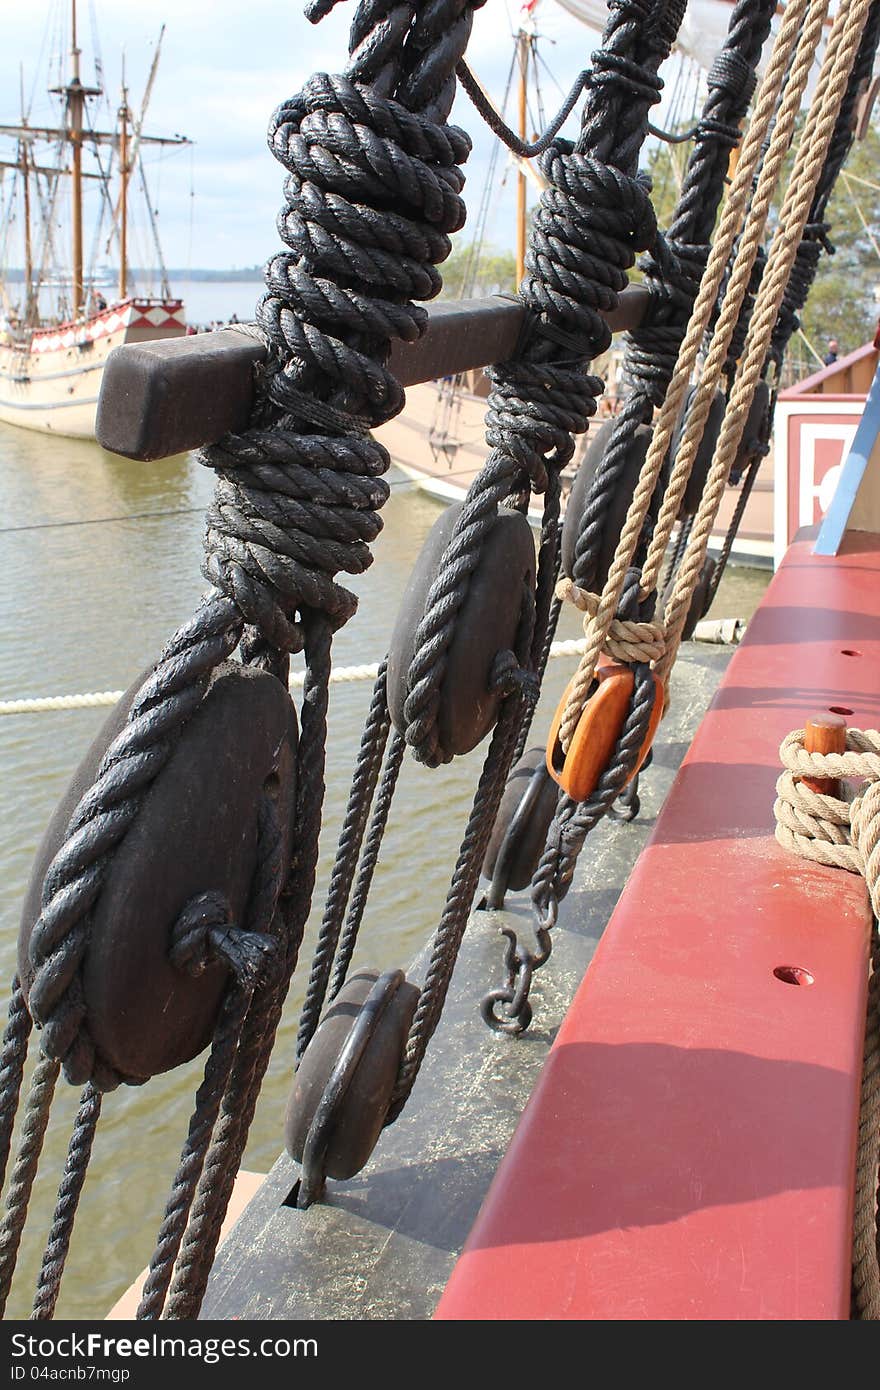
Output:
[
  {"xmin": 438, "ymin": 241, "xmax": 517, "ymax": 299},
  {"xmin": 644, "ymin": 117, "xmax": 880, "ymax": 363},
  {"xmin": 438, "ymin": 120, "xmax": 880, "ymax": 368}
]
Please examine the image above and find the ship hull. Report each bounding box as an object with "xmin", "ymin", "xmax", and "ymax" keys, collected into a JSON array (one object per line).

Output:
[
  {"xmin": 376, "ymin": 381, "xmax": 776, "ymax": 563},
  {"xmin": 0, "ymin": 298, "xmax": 186, "ymax": 439}
]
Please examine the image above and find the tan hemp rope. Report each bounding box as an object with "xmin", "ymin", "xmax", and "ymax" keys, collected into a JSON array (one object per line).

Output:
[
  {"xmin": 657, "ymin": 0, "xmax": 874, "ymax": 685},
  {"xmin": 638, "ymin": 0, "xmax": 833, "ymax": 598},
  {"xmin": 555, "ymin": 0, "xmax": 824, "ymax": 752},
  {"xmin": 854, "ymin": 922, "xmax": 880, "ymax": 1321},
  {"xmin": 774, "ymin": 728, "xmax": 880, "ymax": 1318}
]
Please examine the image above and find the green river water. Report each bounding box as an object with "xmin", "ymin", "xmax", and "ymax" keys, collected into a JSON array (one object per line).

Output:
[{"xmin": 0, "ymin": 418, "xmax": 768, "ymax": 1318}]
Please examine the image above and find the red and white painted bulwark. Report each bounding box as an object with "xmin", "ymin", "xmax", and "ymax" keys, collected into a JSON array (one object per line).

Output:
[
  {"xmin": 773, "ymin": 395, "xmax": 863, "ymax": 567},
  {"xmin": 0, "ymin": 298, "xmax": 186, "ymax": 439},
  {"xmin": 773, "ymin": 343, "xmax": 879, "ymax": 566}
]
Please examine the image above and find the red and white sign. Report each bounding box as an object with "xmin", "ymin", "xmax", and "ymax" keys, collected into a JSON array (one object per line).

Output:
[{"xmin": 773, "ymin": 397, "xmax": 862, "ymax": 566}]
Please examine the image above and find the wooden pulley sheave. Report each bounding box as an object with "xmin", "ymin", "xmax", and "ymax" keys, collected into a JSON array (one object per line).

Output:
[
  {"xmin": 387, "ymin": 500, "xmax": 537, "ymax": 764},
  {"xmin": 681, "ymin": 555, "xmax": 717, "ymax": 640},
  {"xmin": 285, "ymin": 968, "xmax": 420, "ymax": 1205},
  {"xmin": 545, "ymin": 657, "xmax": 663, "ymax": 804},
  {"xmin": 18, "ymin": 662, "xmax": 298, "ymax": 1087}
]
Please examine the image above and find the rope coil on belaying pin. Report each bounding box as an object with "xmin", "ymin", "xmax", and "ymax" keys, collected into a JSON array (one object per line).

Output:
[{"xmin": 773, "ymin": 724, "xmax": 880, "ymax": 1319}]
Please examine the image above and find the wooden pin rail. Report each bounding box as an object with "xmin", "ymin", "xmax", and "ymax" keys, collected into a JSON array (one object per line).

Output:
[{"xmin": 95, "ymin": 286, "xmax": 651, "ymax": 463}]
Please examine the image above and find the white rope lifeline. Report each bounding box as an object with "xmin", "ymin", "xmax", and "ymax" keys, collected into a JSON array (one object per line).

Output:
[{"xmin": 0, "ymin": 640, "xmax": 600, "ymax": 717}]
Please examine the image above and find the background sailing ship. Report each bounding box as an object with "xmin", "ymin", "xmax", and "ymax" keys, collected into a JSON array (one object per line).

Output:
[{"xmin": 0, "ymin": 2, "xmax": 189, "ymax": 438}]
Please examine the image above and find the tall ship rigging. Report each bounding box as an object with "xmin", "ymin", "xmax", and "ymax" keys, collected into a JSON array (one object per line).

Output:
[{"xmin": 0, "ymin": 2, "xmax": 189, "ymax": 438}]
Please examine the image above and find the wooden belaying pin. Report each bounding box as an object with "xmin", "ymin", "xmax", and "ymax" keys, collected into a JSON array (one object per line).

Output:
[{"xmin": 802, "ymin": 713, "xmax": 847, "ymax": 797}]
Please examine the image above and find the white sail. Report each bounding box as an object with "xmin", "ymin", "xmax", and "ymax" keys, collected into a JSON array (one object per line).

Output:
[{"xmin": 553, "ymin": 0, "xmax": 751, "ymax": 72}]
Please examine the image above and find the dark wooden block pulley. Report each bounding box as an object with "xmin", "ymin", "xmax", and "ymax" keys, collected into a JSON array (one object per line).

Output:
[
  {"xmin": 561, "ymin": 422, "xmax": 654, "ymax": 592},
  {"xmin": 482, "ymin": 747, "xmax": 560, "ymax": 894},
  {"xmin": 732, "ymin": 378, "xmax": 771, "ymax": 482},
  {"xmin": 387, "ymin": 501, "xmax": 536, "ymax": 761},
  {"xmin": 19, "ymin": 661, "xmax": 298, "ymax": 1083},
  {"xmin": 285, "ymin": 968, "xmax": 419, "ymax": 1183},
  {"xmin": 681, "ymin": 556, "xmax": 717, "ymax": 640},
  {"xmin": 672, "ymin": 386, "xmax": 727, "ymax": 517}
]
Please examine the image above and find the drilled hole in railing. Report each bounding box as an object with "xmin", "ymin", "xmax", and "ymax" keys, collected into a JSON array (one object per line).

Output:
[
  {"xmin": 840, "ymin": 650, "xmax": 862, "ymax": 658},
  {"xmin": 828, "ymin": 706, "xmax": 853, "ymax": 716},
  {"xmin": 773, "ymin": 965, "xmax": 814, "ymax": 987}
]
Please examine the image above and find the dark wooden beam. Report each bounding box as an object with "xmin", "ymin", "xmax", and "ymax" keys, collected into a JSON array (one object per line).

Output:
[{"xmin": 96, "ymin": 285, "xmax": 651, "ymax": 462}]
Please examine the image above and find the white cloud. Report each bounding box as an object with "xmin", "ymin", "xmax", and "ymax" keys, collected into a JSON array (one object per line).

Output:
[{"xmin": 0, "ymin": 0, "xmax": 702, "ymax": 272}]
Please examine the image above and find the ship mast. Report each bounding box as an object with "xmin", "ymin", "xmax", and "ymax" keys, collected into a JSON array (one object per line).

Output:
[
  {"xmin": 20, "ymin": 76, "xmax": 34, "ymax": 327},
  {"xmin": 52, "ymin": 0, "xmax": 101, "ymax": 320},
  {"xmin": 516, "ymin": 28, "xmax": 529, "ymax": 287},
  {"xmin": 118, "ymin": 66, "xmax": 130, "ymax": 301}
]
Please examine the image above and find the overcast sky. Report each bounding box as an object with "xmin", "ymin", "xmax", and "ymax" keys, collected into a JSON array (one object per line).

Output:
[{"xmin": 0, "ymin": 1, "xmax": 696, "ymax": 271}]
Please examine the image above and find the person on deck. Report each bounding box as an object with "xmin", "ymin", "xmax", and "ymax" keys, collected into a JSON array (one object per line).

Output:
[{"xmin": 823, "ymin": 338, "xmax": 839, "ymax": 365}]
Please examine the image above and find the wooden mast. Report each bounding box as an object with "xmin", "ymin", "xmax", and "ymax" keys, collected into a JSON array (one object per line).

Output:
[
  {"xmin": 69, "ymin": 0, "xmax": 85, "ymax": 319},
  {"xmin": 18, "ymin": 68, "xmax": 35, "ymax": 327},
  {"xmin": 516, "ymin": 29, "xmax": 528, "ymax": 288},
  {"xmin": 118, "ymin": 70, "xmax": 130, "ymax": 301}
]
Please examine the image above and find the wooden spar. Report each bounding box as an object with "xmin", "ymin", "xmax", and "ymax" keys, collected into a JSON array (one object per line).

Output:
[{"xmin": 516, "ymin": 31, "xmax": 528, "ymax": 288}]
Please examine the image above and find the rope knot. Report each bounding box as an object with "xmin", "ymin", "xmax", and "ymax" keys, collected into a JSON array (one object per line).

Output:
[
  {"xmin": 555, "ymin": 577, "xmax": 666, "ymax": 664},
  {"xmin": 489, "ymin": 649, "xmax": 540, "ymax": 701},
  {"xmin": 170, "ymin": 892, "xmax": 277, "ymax": 990}
]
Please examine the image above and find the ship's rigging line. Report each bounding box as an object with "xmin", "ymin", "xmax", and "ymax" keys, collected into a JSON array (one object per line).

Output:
[{"xmin": 0, "ymin": 0, "xmax": 877, "ymax": 1323}]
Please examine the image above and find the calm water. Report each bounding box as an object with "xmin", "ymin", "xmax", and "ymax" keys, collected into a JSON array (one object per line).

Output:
[{"xmin": 0, "ymin": 405, "xmax": 768, "ymax": 1319}]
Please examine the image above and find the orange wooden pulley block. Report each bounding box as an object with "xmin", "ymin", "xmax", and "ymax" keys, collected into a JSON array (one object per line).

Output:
[{"xmin": 545, "ymin": 658, "xmax": 664, "ymax": 803}]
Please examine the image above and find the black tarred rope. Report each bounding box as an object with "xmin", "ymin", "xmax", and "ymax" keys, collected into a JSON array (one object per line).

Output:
[
  {"xmin": 304, "ymin": 0, "xmax": 686, "ymax": 1110},
  {"xmin": 30, "ymin": 1086, "xmax": 102, "ymax": 1321},
  {"xmin": 0, "ymin": 1058, "xmax": 60, "ymax": 1317},
  {"xmin": 1, "ymin": 0, "xmax": 483, "ymax": 1321},
  {"xmin": 0, "ymin": 982, "xmax": 33, "ymax": 1198},
  {"xmin": 570, "ymin": 0, "xmax": 777, "ymax": 594},
  {"xmin": 295, "ymin": 663, "xmax": 392, "ymax": 1058}
]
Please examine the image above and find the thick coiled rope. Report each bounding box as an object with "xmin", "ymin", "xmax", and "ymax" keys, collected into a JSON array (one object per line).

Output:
[
  {"xmin": 19, "ymin": 0, "xmax": 475, "ymax": 1093},
  {"xmin": 773, "ymin": 727, "xmax": 880, "ymax": 1317},
  {"xmin": 399, "ymin": 0, "xmax": 680, "ymax": 772},
  {"xmin": 558, "ymin": 0, "xmax": 806, "ymax": 752},
  {"xmin": 301, "ymin": 0, "xmax": 688, "ymax": 1114},
  {"xmin": 475, "ymin": 0, "xmax": 778, "ymax": 1031}
]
